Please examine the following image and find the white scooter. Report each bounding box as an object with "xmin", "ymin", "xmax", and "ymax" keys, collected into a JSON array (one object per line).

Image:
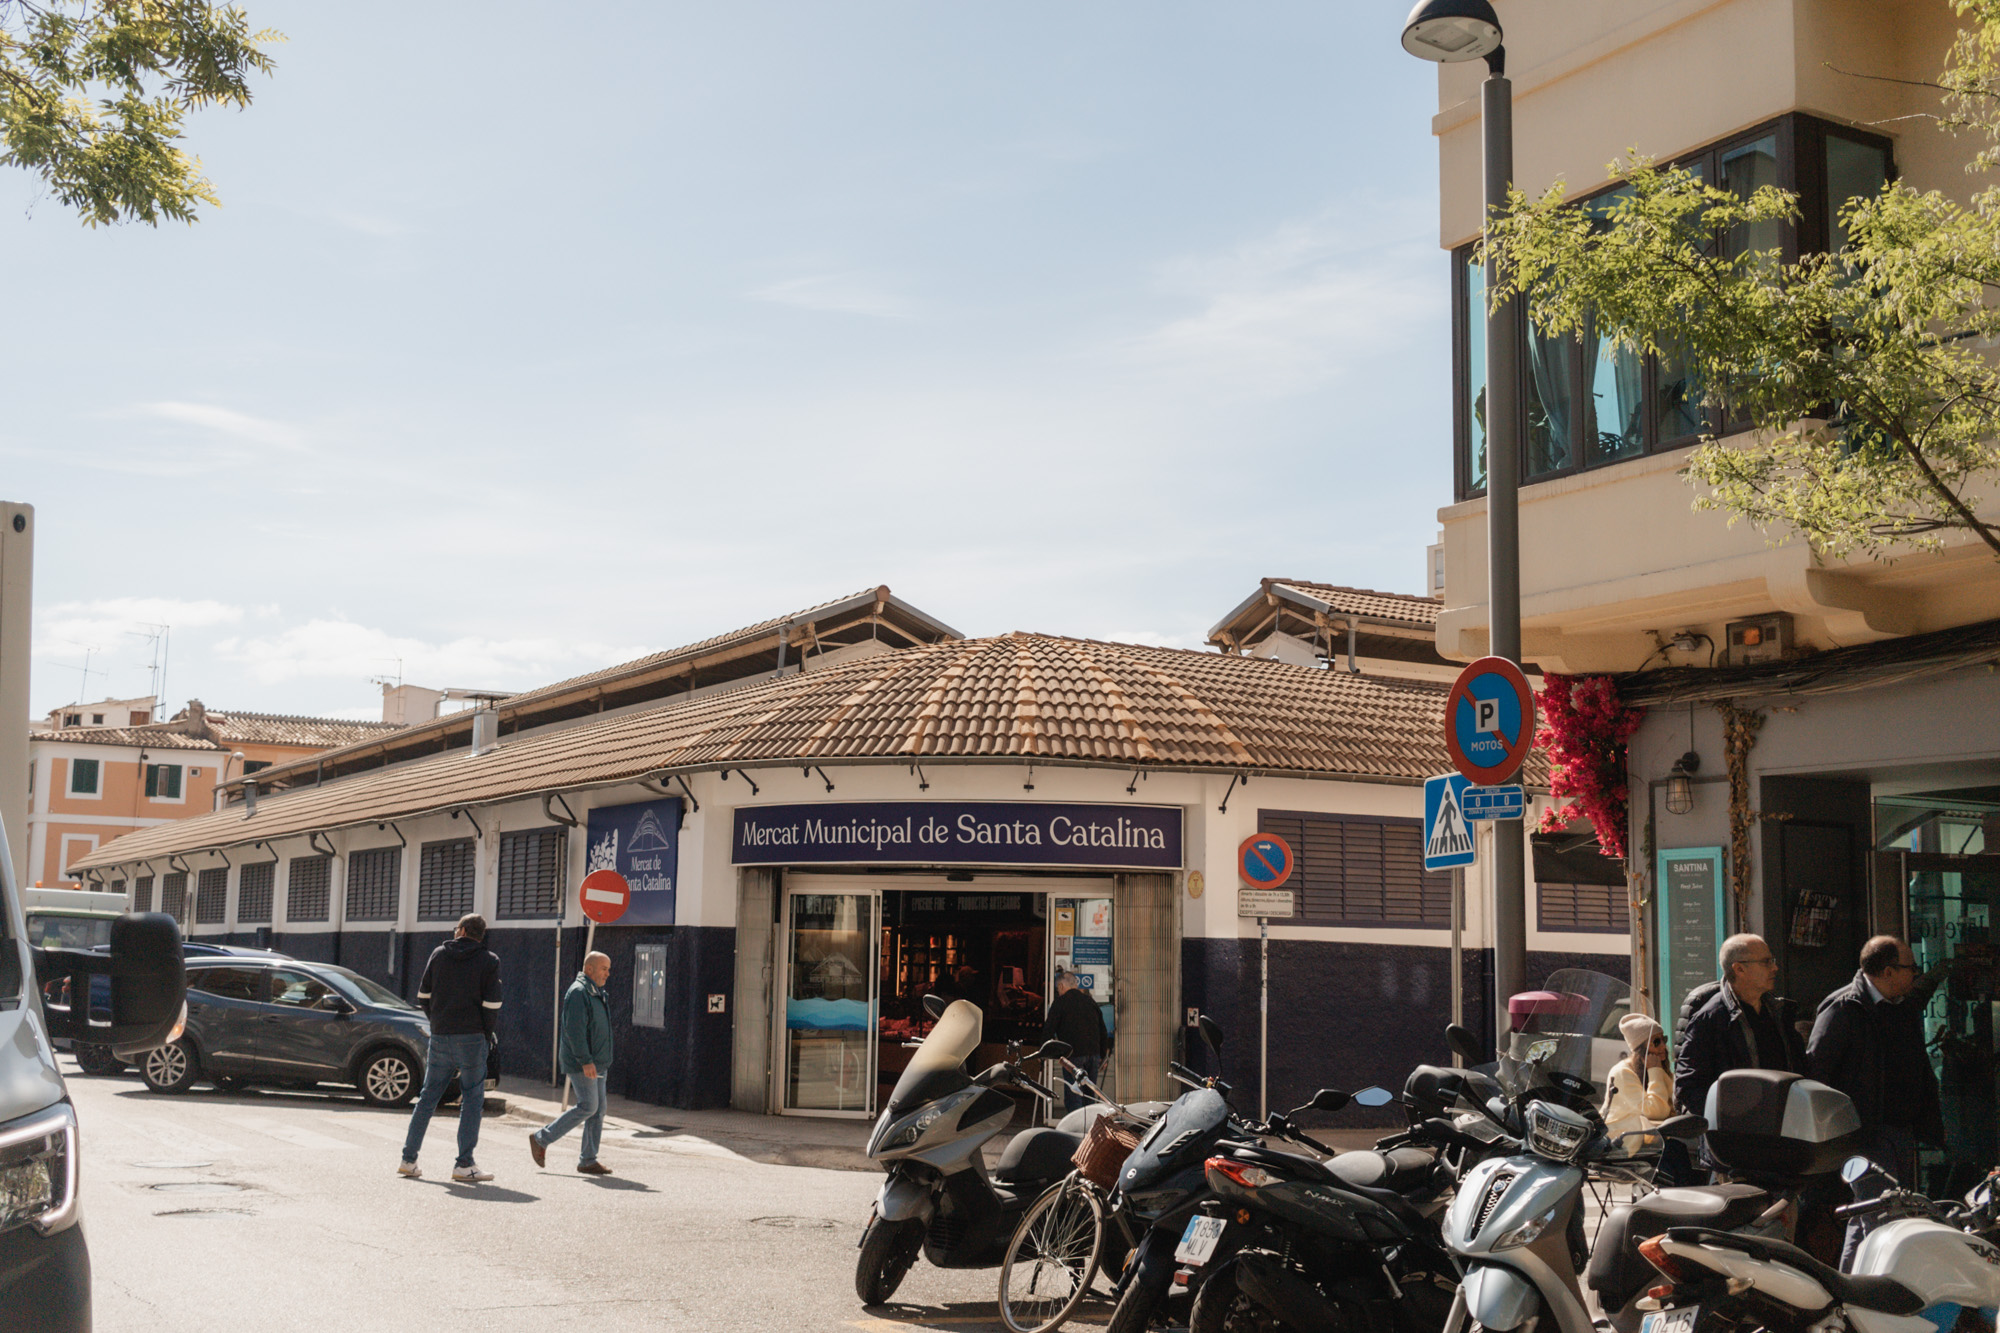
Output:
[{"xmin": 1634, "ymin": 1158, "xmax": 2000, "ymax": 1333}]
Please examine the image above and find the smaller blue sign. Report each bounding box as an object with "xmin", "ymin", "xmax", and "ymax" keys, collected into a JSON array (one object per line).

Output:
[
  {"xmin": 1463, "ymin": 784, "xmax": 1526, "ymax": 822},
  {"xmin": 1423, "ymin": 774, "xmax": 1477, "ymax": 871},
  {"xmin": 1071, "ymin": 936, "xmax": 1112, "ymax": 966}
]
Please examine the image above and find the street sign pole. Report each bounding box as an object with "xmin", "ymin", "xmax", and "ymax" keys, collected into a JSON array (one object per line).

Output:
[
  {"xmin": 1451, "ymin": 866, "xmax": 1464, "ymax": 1067},
  {"xmin": 1259, "ymin": 914, "xmax": 1269, "ymax": 1121}
]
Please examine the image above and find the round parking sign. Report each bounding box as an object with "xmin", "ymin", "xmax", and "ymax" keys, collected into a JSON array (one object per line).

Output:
[
  {"xmin": 1237, "ymin": 833, "xmax": 1295, "ymax": 888},
  {"xmin": 1445, "ymin": 656, "xmax": 1537, "ymax": 785}
]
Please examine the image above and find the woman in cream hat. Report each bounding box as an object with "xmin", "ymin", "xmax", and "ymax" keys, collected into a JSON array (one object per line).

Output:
[{"xmin": 1602, "ymin": 1012, "xmax": 1674, "ymax": 1137}]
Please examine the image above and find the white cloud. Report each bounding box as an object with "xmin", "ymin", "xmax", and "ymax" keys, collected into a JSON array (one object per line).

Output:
[
  {"xmin": 35, "ymin": 598, "xmax": 244, "ymax": 659},
  {"xmin": 748, "ymin": 273, "xmax": 917, "ymax": 319},
  {"xmin": 1115, "ymin": 200, "xmax": 1437, "ymax": 397},
  {"xmin": 213, "ymin": 618, "xmax": 652, "ymax": 690},
  {"xmin": 139, "ymin": 402, "xmax": 308, "ymax": 452}
]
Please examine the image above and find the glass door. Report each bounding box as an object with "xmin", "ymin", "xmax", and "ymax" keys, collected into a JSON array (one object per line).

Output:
[
  {"xmin": 780, "ymin": 888, "xmax": 879, "ymax": 1116},
  {"xmin": 1905, "ymin": 853, "xmax": 2000, "ymax": 1195}
]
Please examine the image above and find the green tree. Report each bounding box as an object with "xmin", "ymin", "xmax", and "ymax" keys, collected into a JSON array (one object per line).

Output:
[
  {"xmin": 1, "ymin": 0, "xmax": 277, "ymax": 227},
  {"xmin": 1486, "ymin": 0, "xmax": 2000, "ymax": 562}
]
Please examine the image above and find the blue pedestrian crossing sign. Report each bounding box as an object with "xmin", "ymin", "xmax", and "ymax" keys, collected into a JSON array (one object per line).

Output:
[
  {"xmin": 1424, "ymin": 773, "xmax": 1477, "ymax": 871},
  {"xmin": 1463, "ymin": 784, "xmax": 1526, "ymax": 822}
]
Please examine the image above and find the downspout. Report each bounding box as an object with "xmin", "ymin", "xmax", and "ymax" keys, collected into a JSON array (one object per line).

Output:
[{"xmin": 539, "ymin": 793, "xmax": 582, "ymax": 1088}]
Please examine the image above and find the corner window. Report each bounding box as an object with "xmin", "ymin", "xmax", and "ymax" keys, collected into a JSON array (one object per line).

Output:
[
  {"xmin": 145, "ymin": 763, "xmax": 182, "ymax": 800},
  {"xmin": 1452, "ymin": 113, "xmax": 1892, "ymax": 500},
  {"xmin": 243, "ymin": 760, "xmax": 271, "ymax": 775},
  {"xmin": 68, "ymin": 758, "xmax": 99, "ymax": 795}
]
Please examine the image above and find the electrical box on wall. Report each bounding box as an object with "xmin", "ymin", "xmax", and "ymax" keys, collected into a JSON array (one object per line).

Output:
[{"xmin": 1724, "ymin": 612, "xmax": 1793, "ymax": 666}]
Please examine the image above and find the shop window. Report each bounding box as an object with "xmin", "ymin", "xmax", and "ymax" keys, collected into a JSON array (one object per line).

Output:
[
  {"xmin": 287, "ymin": 855, "xmax": 331, "ymax": 923},
  {"xmin": 345, "ymin": 847, "xmax": 401, "ymax": 922},
  {"xmin": 195, "ymin": 868, "xmax": 227, "ymax": 924},
  {"xmin": 496, "ymin": 827, "xmax": 563, "ymax": 919},
  {"xmin": 161, "ymin": 871, "xmax": 187, "ymax": 919},
  {"xmin": 1259, "ymin": 811, "xmax": 1450, "ymax": 928},
  {"xmin": 633, "ymin": 942, "xmax": 667, "ymax": 1028},
  {"xmin": 417, "ymin": 838, "xmax": 476, "ymax": 921},
  {"xmin": 238, "ymin": 861, "xmax": 274, "ymax": 924},
  {"xmin": 133, "ymin": 875, "xmax": 154, "ymax": 912},
  {"xmin": 1537, "ymin": 881, "xmax": 1629, "ymax": 934},
  {"xmin": 1452, "ymin": 113, "xmax": 1893, "ymax": 501},
  {"xmin": 145, "ymin": 763, "xmax": 182, "ymax": 800},
  {"xmin": 68, "ymin": 758, "xmax": 99, "ymax": 795}
]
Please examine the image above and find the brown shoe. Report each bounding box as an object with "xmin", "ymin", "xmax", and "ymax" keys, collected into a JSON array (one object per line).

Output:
[
  {"xmin": 577, "ymin": 1161, "xmax": 612, "ymax": 1176},
  {"xmin": 528, "ymin": 1133, "xmax": 546, "ymax": 1168}
]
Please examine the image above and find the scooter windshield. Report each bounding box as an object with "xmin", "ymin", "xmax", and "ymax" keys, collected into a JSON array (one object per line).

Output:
[
  {"xmin": 1498, "ymin": 968, "xmax": 1630, "ymax": 1100},
  {"xmin": 886, "ymin": 999, "xmax": 983, "ymax": 1115}
]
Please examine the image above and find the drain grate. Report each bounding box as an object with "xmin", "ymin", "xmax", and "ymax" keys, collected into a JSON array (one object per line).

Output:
[
  {"xmin": 750, "ymin": 1216, "xmax": 837, "ymax": 1229},
  {"xmin": 149, "ymin": 1181, "xmax": 246, "ymax": 1195},
  {"xmin": 133, "ymin": 1160, "xmax": 214, "ymax": 1171}
]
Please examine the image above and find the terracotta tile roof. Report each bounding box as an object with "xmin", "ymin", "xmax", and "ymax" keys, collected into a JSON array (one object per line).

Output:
[
  {"xmin": 1262, "ymin": 580, "xmax": 1442, "ymax": 627},
  {"xmin": 29, "ymin": 727, "xmax": 227, "ymax": 752},
  {"xmin": 76, "ymin": 633, "xmax": 1538, "ymax": 869},
  {"xmin": 201, "ymin": 711, "xmax": 404, "ymax": 749},
  {"xmin": 1207, "ymin": 579, "xmax": 1444, "ymax": 655}
]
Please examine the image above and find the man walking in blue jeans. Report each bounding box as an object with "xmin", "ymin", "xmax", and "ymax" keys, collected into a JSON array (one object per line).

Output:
[
  {"xmin": 530, "ymin": 951, "xmax": 614, "ymax": 1175},
  {"xmin": 400, "ymin": 913, "xmax": 503, "ymax": 1184}
]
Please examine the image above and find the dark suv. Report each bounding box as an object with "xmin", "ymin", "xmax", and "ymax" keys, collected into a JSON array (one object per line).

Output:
[{"xmin": 143, "ymin": 957, "xmax": 431, "ymax": 1106}]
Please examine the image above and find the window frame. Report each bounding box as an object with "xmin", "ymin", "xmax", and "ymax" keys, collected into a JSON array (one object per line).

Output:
[
  {"xmin": 286, "ymin": 855, "xmax": 331, "ymax": 923},
  {"xmin": 194, "ymin": 867, "xmax": 228, "ymax": 925},
  {"xmin": 67, "ymin": 757, "xmax": 101, "ymax": 798},
  {"xmin": 1536, "ymin": 880, "xmax": 1632, "ymax": 935},
  {"xmin": 633, "ymin": 941, "xmax": 668, "ymax": 1028},
  {"xmin": 238, "ymin": 860, "xmax": 275, "ymax": 925},
  {"xmin": 344, "ymin": 846, "xmax": 402, "ymax": 923},
  {"xmin": 144, "ymin": 762, "xmax": 184, "ymax": 802},
  {"xmin": 1452, "ymin": 112, "xmax": 1895, "ymax": 502},
  {"xmin": 417, "ymin": 838, "xmax": 477, "ymax": 921},
  {"xmin": 496, "ymin": 827, "xmax": 565, "ymax": 920}
]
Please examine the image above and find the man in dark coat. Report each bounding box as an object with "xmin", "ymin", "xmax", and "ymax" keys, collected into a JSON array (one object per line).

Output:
[
  {"xmin": 1042, "ymin": 969, "xmax": 1109, "ymax": 1112},
  {"xmin": 401, "ymin": 913, "xmax": 503, "ymax": 1184},
  {"xmin": 1675, "ymin": 933, "xmax": 1808, "ymax": 1122}
]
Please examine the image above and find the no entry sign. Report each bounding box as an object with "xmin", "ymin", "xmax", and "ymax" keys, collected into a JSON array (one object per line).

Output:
[
  {"xmin": 1237, "ymin": 833, "xmax": 1295, "ymax": 888},
  {"xmin": 578, "ymin": 869, "xmax": 631, "ymax": 925},
  {"xmin": 1444, "ymin": 656, "xmax": 1537, "ymax": 786}
]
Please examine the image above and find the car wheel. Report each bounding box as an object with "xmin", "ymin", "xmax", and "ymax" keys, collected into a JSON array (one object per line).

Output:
[
  {"xmin": 359, "ymin": 1049, "xmax": 418, "ymax": 1107},
  {"xmin": 74, "ymin": 1043, "xmax": 125, "ymax": 1076},
  {"xmin": 142, "ymin": 1039, "xmax": 200, "ymax": 1094}
]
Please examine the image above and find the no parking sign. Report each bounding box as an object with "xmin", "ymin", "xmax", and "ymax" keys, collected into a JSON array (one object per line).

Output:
[{"xmin": 1444, "ymin": 656, "xmax": 1537, "ymax": 786}]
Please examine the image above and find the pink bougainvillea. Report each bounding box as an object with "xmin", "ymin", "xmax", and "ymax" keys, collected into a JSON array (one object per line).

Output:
[{"xmin": 1534, "ymin": 674, "xmax": 1645, "ymax": 861}]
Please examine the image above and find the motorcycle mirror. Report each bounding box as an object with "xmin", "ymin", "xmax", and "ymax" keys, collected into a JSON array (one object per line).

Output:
[
  {"xmin": 1308, "ymin": 1088, "xmax": 1351, "ymax": 1113},
  {"xmin": 1198, "ymin": 1014, "xmax": 1224, "ymax": 1054},
  {"xmin": 922, "ymin": 994, "xmax": 948, "ymax": 1020},
  {"xmin": 1842, "ymin": 1155, "xmax": 1886, "ymax": 1186},
  {"xmin": 1445, "ymin": 1023, "xmax": 1484, "ymax": 1062},
  {"xmin": 1352, "ymin": 1086, "xmax": 1396, "ymax": 1108},
  {"xmin": 1036, "ymin": 1039, "xmax": 1072, "ymax": 1062},
  {"xmin": 1656, "ymin": 1114, "xmax": 1706, "ymax": 1142}
]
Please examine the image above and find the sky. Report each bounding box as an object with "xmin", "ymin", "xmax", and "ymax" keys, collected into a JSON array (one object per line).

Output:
[{"xmin": 6, "ymin": 2, "xmax": 1449, "ymax": 722}]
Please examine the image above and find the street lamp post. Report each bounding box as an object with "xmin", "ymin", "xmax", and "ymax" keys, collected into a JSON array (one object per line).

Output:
[{"xmin": 1402, "ymin": 0, "xmax": 1528, "ymax": 1032}]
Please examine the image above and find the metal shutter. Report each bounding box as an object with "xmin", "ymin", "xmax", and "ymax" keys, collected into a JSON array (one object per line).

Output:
[
  {"xmin": 195, "ymin": 868, "xmax": 227, "ymax": 924},
  {"xmin": 1537, "ymin": 881, "xmax": 1630, "ymax": 934},
  {"xmin": 345, "ymin": 847, "xmax": 401, "ymax": 922},
  {"xmin": 161, "ymin": 872, "xmax": 187, "ymax": 920},
  {"xmin": 133, "ymin": 876, "xmax": 154, "ymax": 912},
  {"xmin": 1259, "ymin": 811, "xmax": 1450, "ymax": 928},
  {"xmin": 238, "ymin": 862, "xmax": 275, "ymax": 924},
  {"xmin": 496, "ymin": 827, "xmax": 563, "ymax": 919},
  {"xmin": 417, "ymin": 839, "xmax": 476, "ymax": 920},
  {"xmin": 287, "ymin": 856, "xmax": 330, "ymax": 922}
]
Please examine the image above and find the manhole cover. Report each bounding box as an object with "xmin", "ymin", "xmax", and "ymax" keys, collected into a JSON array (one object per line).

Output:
[
  {"xmin": 148, "ymin": 1181, "xmax": 246, "ymax": 1195},
  {"xmin": 133, "ymin": 1160, "xmax": 214, "ymax": 1171},
  {"xmin": 156, "ymin": 1207, "xmax": 255, "ymax": 1219},
  {"xmin": 750, "ymin": 1216, "xmax": 837, "ymax": 1229}
]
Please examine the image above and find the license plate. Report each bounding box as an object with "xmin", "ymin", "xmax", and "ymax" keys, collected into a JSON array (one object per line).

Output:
[
  {"xmin": 1175, "ymin": 1216, "xmax": 1226, "ymax": 1266},
  {"xmin": 1641, "ymin": 1307, "xmax": 1700, "ymax": 1333}
]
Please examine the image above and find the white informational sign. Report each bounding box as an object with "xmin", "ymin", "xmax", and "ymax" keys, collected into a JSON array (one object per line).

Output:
[{"xmin": 1238, "ymin": 889, "xmax": 1296, "ymax": 918}]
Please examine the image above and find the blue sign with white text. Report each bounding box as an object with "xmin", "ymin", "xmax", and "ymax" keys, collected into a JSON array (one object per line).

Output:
[
  {"xmin": 731, "ymin": 801, "xmax": 1182, "ymax": 871},
  {"xmin": 586, "ymin": 797, "xmax": 682, "ymax": 926},
  {"xmin": 1423, "ymin": 774, "xmax": 1477, "ymax": 871},
  {"xmin": 1463, "ymin": 784, "xmax": 1526, "ymax": 821}
]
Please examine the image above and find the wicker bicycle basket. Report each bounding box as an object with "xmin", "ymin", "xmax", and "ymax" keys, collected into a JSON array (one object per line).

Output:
[{"xmin": 1071, "ymin": 1115, "xmax": 1141, "ymax": 1190}]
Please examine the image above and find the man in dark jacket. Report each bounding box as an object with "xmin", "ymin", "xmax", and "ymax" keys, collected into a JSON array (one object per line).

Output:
[
  {"xmin": 529, "ymin": 951, "xmax": 615, "ymax": 1175},
  {"xmin": 1675, "ymin": 933, "xmax": 1808, "ymax": 1122},
  {"xmin": 1043, "ymin": 969, "xmax": 1109, "ymax": 1112},
  {"xmin": 1809, "ymin": 935, "xmax": 1940, "ymax": 1259},
  {"xmin": 400, "ymin": 913, "xmax": 502, "ymax": 1184}
]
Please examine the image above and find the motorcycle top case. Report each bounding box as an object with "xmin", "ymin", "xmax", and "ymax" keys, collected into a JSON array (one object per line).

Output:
[{"xmin": 1703, "ymin": 1070, "xmax": 1862, "ymax": 1177}]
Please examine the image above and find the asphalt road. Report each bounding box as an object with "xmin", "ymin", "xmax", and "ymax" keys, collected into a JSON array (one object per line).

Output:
[{"xmin": 65, "ymin": 1058, "xmax": 1120, "ymax": 1333}]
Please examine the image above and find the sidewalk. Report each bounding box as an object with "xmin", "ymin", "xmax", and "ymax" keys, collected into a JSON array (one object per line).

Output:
[{"xmin": 486, "ymin": 1076, "xmax": 1384, "ymax": 1173}]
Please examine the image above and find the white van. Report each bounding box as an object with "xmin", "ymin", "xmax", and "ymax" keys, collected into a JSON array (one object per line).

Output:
[{"xmin": 22, "ymin": 888, "xmax": 130, "ymax": 952}]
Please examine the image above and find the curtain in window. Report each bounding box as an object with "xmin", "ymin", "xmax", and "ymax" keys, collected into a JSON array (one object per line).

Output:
[
  {"xmin": 1464, "ymin": 255, "xmax": 1487, "ymax": 491},
  {"xmin": 1721, "ymin": 135, "xmax": 1781, "ymax": 264},
  {"xmin": 1526, "ymin": 324, "xmax": 1574, "ymax": 476},
  {"xmin": 1584, "ymin": 310, "xmax": 1646, "ymax": 461}
]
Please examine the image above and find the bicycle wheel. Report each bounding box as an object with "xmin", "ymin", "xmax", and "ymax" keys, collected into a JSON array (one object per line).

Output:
[{"xmin": 997, "ymin": 1178, "xmax": 1107, "ymax": 1333}]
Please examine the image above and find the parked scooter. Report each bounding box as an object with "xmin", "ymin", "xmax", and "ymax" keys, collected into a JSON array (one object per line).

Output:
[
  {"xmin": 857, "ymin": 998, "xmax": 1078, "ymax": 1304},
  {"xmin": 1633, "ymin": 1158, "xmax": 2000, "ymax": 1333}
]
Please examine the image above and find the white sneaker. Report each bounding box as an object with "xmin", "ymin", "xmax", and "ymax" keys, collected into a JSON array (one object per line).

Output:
[
  {"xmin": 451, "ymin": 1163, "xmax": 493, "ymax": 1184},
  {"xmin": 397, "ymin": 1160, "xmax": 422, "ymax": 1179}
]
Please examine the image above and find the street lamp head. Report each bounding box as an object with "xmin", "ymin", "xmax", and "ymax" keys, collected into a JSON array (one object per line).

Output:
[{"xmin": 1400, "ymin": 0, "xmax": 1503, "ymax": 63}]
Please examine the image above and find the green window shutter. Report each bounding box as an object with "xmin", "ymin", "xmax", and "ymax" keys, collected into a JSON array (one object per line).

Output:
[
  {"xmin": 144, "ymin": 765, "xmax": 158, "ymax": 798},
  {"xmin": 69, "ymin": 759, "xmax": 99, "ymax": 794}
]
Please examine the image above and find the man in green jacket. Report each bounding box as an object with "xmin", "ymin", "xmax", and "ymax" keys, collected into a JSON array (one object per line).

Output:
[{"xmin": 529, "ymin": 951, "xmax": 614, "ymax": 1176}]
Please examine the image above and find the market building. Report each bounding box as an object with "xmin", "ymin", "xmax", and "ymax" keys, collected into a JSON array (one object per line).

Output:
[
  {"xmin": 72, "ymin": 584, "xmax": 1629, "ymax": 1117},
  {"xmin": 1417, "ymin": 0, "xmax": 2000, "ymax": 1192}
]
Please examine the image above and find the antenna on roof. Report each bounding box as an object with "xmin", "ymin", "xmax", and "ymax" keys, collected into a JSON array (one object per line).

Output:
[{"xmin": 129, "ymin": 623, "xmax": 170, "ymax": 710}]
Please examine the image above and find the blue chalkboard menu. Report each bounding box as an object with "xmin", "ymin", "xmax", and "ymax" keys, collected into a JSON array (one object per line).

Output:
[{"xmin": 1656, "ymin": 847, "xmax": 1725, "ymax": 1042}]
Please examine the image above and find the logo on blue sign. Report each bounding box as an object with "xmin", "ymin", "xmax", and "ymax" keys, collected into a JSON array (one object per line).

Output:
[{"xmin": 586, "ymin": 797, "xmax": 681, "ymax": 926}]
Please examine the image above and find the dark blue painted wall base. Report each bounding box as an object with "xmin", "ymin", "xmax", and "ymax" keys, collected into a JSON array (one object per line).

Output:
[
  {"xmin": 1179, "ymin": 938, "xmax": 1628, "ymax": 1128},
  {"xmin": 222, "ymin": 923, "xmax": 736, "ymax": 1111}
]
